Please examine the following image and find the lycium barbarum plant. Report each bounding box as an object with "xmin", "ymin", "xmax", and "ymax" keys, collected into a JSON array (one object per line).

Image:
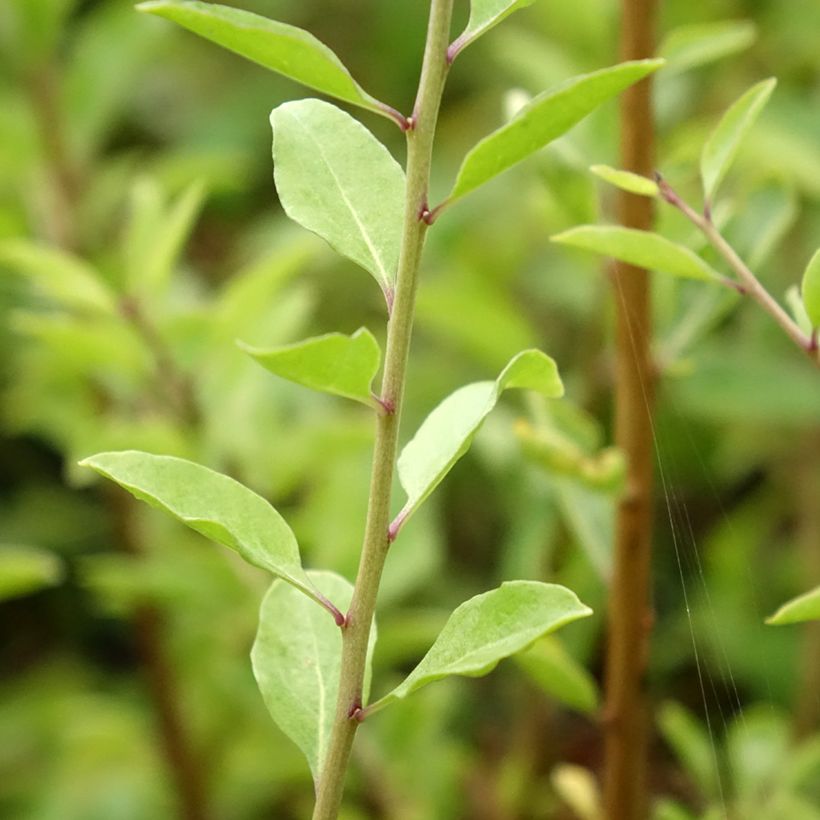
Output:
[{"xmin": 79, "ymin": 1, "xmax": 661, "ymax": 816}]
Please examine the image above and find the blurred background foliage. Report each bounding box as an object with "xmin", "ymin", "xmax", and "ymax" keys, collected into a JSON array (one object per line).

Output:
[{"xmin": 1, "ymin": 0, "xmax": 819, "ymax": 818}]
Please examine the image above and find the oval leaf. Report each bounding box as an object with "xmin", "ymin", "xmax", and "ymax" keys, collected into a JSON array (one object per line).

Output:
[
  {"xmin": 272, "ymin": 99, "xmax": 405, "ymax": 296},
  {"xmin": 590, "ymin": 164, "xmax": 659, "ymax": 197},
  {"xmin": 395, "ymin": 350, "xmax": 563, "ymax": 530},
  {"xmin": 137, "ymin": 0, "xmax": 397, "ymax": 122},
  {"xmin": 447, "ymin": 59, "xmax": 664, "ymax": 203},
  {"xmin": 700, "ymin": 77, "xmax": 776, "ymax": 202},
  {"xmin": 0, "ymin": 545, "xmax": 63, "ymax": 602},
  {"xmin": 800, "ymin": 248, "xmax": 820, "ymax": 328},
  {"xmin": 449, "ymin": 0, "xmax": 535, "ymax": 61},
  {"xmin": 368, "ymin": 581, "xmax": 591, "ymax": 712},
  {"xmin": 252, "ymin": 570, "xmax": 376, "ymax": 783},
  {"xmin": 79, "ymin": 451, "xmax": 322, "ymax": 605},
  {"xmin": 766, "ymin": 585, "xmax": 820, "ymax": 625},
  {"xmin": 238, "ymin": 327, "xmax": 381, "ymax": 406},
  {"xmin": 551, "ymin": 225, "xmax": 722, "ymax": 282}
]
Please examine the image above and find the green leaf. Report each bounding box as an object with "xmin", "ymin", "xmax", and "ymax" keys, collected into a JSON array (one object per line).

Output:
[
  {"xmin": 590, "ymin": 164, "xmax": 659, "ymax": 197},
  {"xmin": 447, "ymin": 59, "xmax": 664, "ymax": 203},
  {"xmin": 658, "ymin": 701, "xmax": 721, "ymax": 799},
  {"xmin": 395, "ymin": 350, "xmax": 563, "ymax": 529},
  {"xmin": 551, "ymin": 226, "xmax": 722, "ymax": 282},
  {"xmin": 552, "ymin": 765, "xmax": 602, "ymax": 820},
  {"xmin": 368, "ymin": 581, "xmax": 591, "ymax": 712},
  {"xmin": 271, "ymin": 99, "xmax": 405, "ymax": 296},
  {"xmin": 125, "ymin": 178, "xmax": 206, "ymax": 298},
  {"xmin": 0, "ymin": 545, "xmax": 63, "ymax": 602},
  {"xmin": 0, "ymin": 239, "xmax": 118, "ymax": 314},
  {"xmin": 767, "ymin": 585, "xmax": 820, "ymax": 625},
  {"xmin": 238, "ymin": 327, "xmax": 381, "ymax": 407},
  {"xmin": 252, "ymin": 570, "xmax": 376, "ymax": 783},
  {"xmin": 79, "ymin": 451, "xmax": 325, "ymax": 607},
  {"xmin": 514, "ymin": 636, "xmax": 599, "ymax": 713},
  {"xmin": 800, "ymin": 249, "xmax": 820, "ymax": 328},
  {"xmin": 700, "ymin": 78, "xmax": 777, "ymax": 202},
  {"xmin": 450, "ymin": 0, "xmax": 535, "ymax": 60},
  {"xmin": 137, "ymin": 0, "xmax": 396, "ymax": 122},
  {"xmin": 658, "ymin": 20, "xmax": 756, "ymax": 75}
]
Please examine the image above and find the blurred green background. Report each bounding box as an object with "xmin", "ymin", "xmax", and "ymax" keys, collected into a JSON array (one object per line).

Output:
[{"xmin": 1, "ymin": 0, "xmax": 820, "ymax": 818}]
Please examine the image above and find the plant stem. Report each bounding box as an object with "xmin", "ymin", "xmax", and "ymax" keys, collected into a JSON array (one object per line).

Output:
[
  {"xmin": 658, "ymin": 180, "xmax": 820, "ymax": 366},
  {"xmin": 602, "ymin": 0, "xmax": 657, "ymax": 817},
  {"xmin": 311, "ymin": 1, "xmax": 454, "ymax": 817}
]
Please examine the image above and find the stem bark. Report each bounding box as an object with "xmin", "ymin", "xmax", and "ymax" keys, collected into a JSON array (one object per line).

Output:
[
  {"xmin": 311, "ymin": 1, "xmax": 454, "ymax": 816},
  {"xmin": 602, "ymin": 1, "xmax": 657, "ymax": 817}
]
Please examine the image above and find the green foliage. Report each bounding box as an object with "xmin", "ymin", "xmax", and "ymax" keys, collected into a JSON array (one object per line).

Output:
[
  {"xmin": 552, "ymin": 225, "xmax": 722, "ymax": 281},
  {"xmin": 239, "ymin": 328, "xmax": 381, "ymax": 407},
  {"xmin": 700, "ymin": 78, "xmax": 777, "ymax": 202},
  {"xmin": 395, "ymin": 350, "xmax": 563, "ymax": 529},
  {"xmin": 767, "ymin": 586, "xmax": 820, "ymax": 625},
  {"xmin": 271, "ymin": 99, "xmax": 405, "ymax": 297},
  {"xmin": 137, "ymin": 0, "xmax": 396, "ymax": 121},
  {"xmin": 79, "ymin": 451, "xmax": 321, "ymax": 604},
  {"xmin": 252, "ymin": 570, "xmax": 376, "ymax": 783},
  {"xmin": 800, "ymin": 249, "xmax": 820, "ymax": 328},
  {"xmin": 451, "ymin": 0, "xmax": 536, "ymax": 58},
  {"xmin": 590, "ymin": 164, "xmax": 660, "ymax": 197},
  {"xmin": 0, "ymin": 544, "xmax": 63, "ymax": 601},
  {"xmin": 447, "ymin": 59, "xmax": 664, "ymax": 203},
  {"xmin": 657, "ymin": 20, "xmax": 757, "ymax": 75},
  {"xmin": 368, "ymin": 581, "xmax": 591, "ymax": 712}
]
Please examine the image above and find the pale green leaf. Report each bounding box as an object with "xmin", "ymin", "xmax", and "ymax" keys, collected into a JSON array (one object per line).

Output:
[
  {"xmin": 252, "ymin": 570, "xmax": 376, "ymax": 783},
  {"xmin": 395, "ymin": 350, "xmax": 563, "ymax": 528},
  {"xmin": 79, "ymin": 451, "xmax": 323, "ymax": 606},
  {"xmin": 800, "ymin": 249, "xmax": 820, "ymax": 328},
  {"xmin": 368, "ymin": 581, "xmax": 591, "ymax": 712},
  {"xmin": 0, "ymin": 545, "xmax": 63, "ymax": 602},
  {"xmin": 590, "ymin": 164, "xmax": 659, "ymax": 197},
  {"xmin": 137, "ymin": 0, "xmax": 396, "ymax": 121},
  {"xmin": 767, "ymin": 585, "xmax": 820, "ymax": 625},
  {"xmin": 448, "ymin": 60, "xmax": 663, "ymax": 203},
  {"xmin": 551, "ymin": 225, "xmax": 722, "ymax": 281},
  {"xmin": 658, "ymin": 701, "xmax": 721, "ymax": 799},
  {"xmin": 238, "ymin": 327, "xmax": 381, "ymax": 406},
  {"xmin": 271, "ymin": 99, "xmax": 405, "ymax": 295},
  {"xmin": 658, "ymin": 20, "xmax": 756, "ymax": 75},
  {"xmin": 701, "ymin": 78, "xmax": 777, "ymax": 202},
  {"xmin": 0, "ymin": 239, "xmax": 118, "ymax": 314},
  {"xmin": 450, "ymin": 0, "xmax": 536, "ymax": 60},
  {"xmin": 514, "ymin": 635, "xmax": 599, "ymax": 713},
  {"xmin": 125, "ymin": 178, "xmax": 206, "ymax": 298},
  {"xmin": 552, "ymin": 765, "xmax": 602, "ymax": 820}
]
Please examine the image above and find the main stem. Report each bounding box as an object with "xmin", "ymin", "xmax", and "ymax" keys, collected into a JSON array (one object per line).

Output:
[
  {"xmin": 311, "ymin": 1, "xmax": 454, "ymax": 817},
  {"xmin": 602, "ymin": 0, "xmax": 657, "ymax": 818}
]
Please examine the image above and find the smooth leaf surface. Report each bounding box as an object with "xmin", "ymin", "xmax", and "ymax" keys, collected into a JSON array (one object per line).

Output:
[
  {"xmin": 396, "ymin": 350, "xmax": 563, "ymax": 527},
  {"xmin": 0, "ymin": 239, "xmax": 118, "ymax": 314},
  {"xmin": 800, "ymin": 248, "xmax": 820, "ymax": 328},
  {"xmin": 701, "ymin": 78, "xmax": 776, "ymax": 201},
  {"xmin": 450, "ymin": 0, "xmax": 535, "ymax": 59},
  {"xmin": 80, "ymin": 451, "xmax": 321, "ymax": 604},
  {"xmin": 0, "ymin": 545, "xmax": 63, "ymax": 602},
  {"xmin": 590, "ymin": 164, "xmax": 659, "ymax": 197},
  {"xmin": 252, "ymin": 570, "xmax": 376, "ymax": 783},
  {"xmin": 552, "ymin": 225, "xmax": 722, "ymax": 281},
  {"xmin": 658, "ymin": 701, "xmax": 721, "ymax": 799},
  {"xmin": 658, "ymin": 20, "xmax": 756, "ymax": 75},
  {"xmin": 137, "ymin": 1, "xmax": 393, "ymax": 120},
  {"xmin": 766, "ymin": 586, "xmax": 820, "ymax": 625},
  {"xmin": 514, "ymin": 636, "xmax": 599, "ymax": 713},
  {"xmin": 368, "ymin": 581, "xmax": 591, "ymax": 711},
  {"xmin": 239, "ymin": 327, "xmax": 381, "ymax": 406},
  {"xmin": 447, "ymin": 59, "xmax": 663, "ymax": 203},
  {"xmin": 272, "ymin": 99, "xmax": 405, "ymax": 295}
]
